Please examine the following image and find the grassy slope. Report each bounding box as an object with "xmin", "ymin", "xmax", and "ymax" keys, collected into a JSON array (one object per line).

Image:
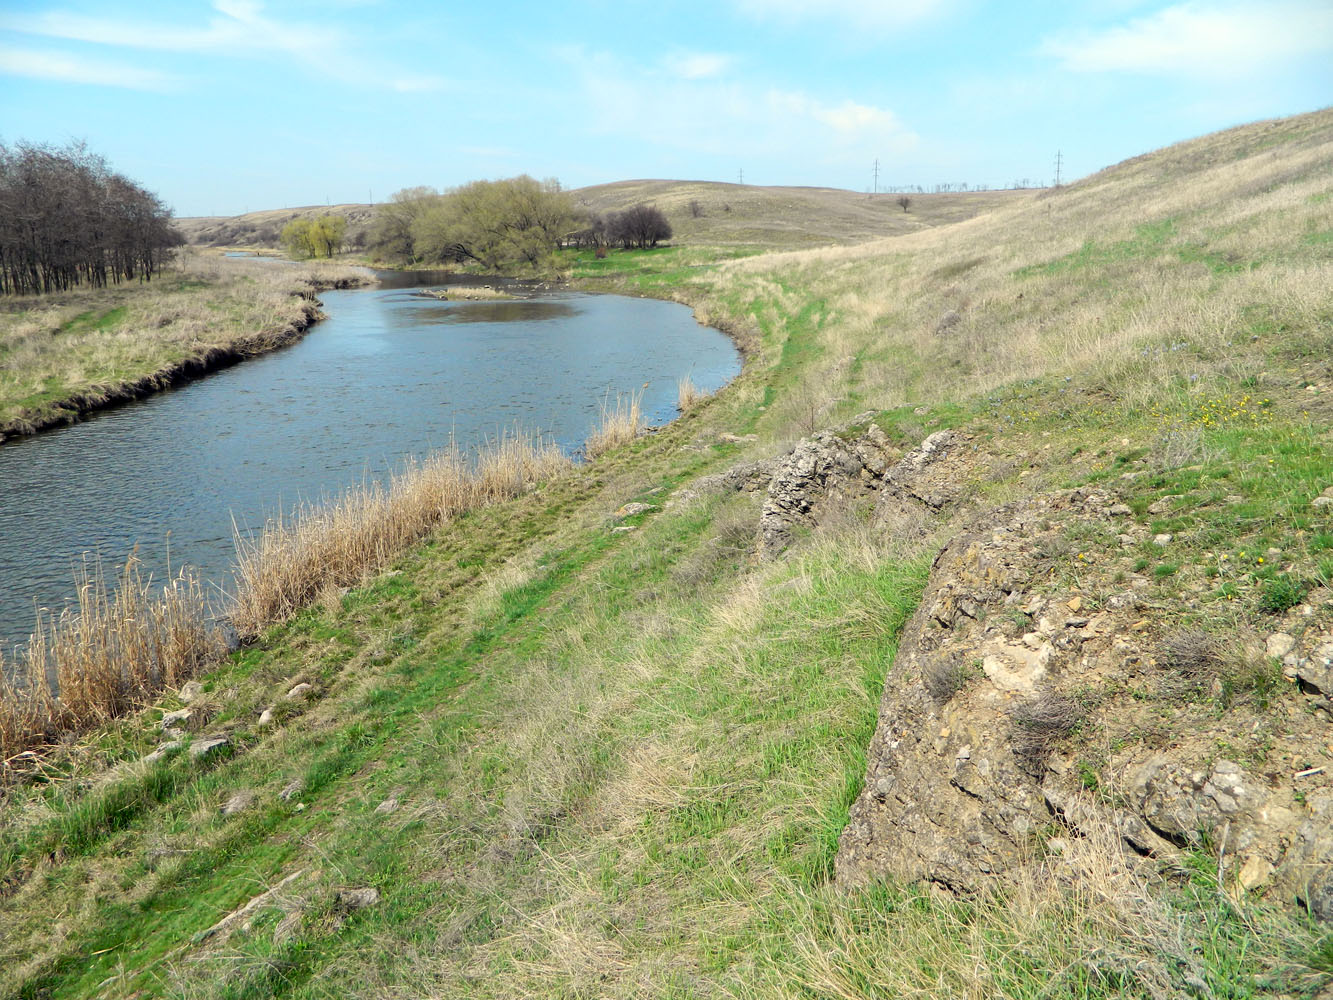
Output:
[
  {"xmin": 0, "ymin": 252, "xmax": 367, "ymax": 437},
  {"xmin": 3, "ymin": 110, "xmax": 1333, "ymax": 998},
  {"xmin": 571, "ymin": 179, "xmax": 1025, "ymax": 250},
  {"xmin": 175, "ymin": 206, "xmax": 376, "ymax": 250},
  {"xmin": 175, "ymin": 183, "xmax": 1018, "ymax": 254}
]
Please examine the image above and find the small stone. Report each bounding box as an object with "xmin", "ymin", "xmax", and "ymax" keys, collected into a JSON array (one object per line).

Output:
[
  {"xmin": 1313, "ymin": 496, "xmax": 1333, "ymax": 509},
  {"xmin": 190, "ymin": 736, "xmax": 230, "ymax": 759},
  {"xmin": 611, "ymin": 525, "xmax": 636, "ymax": 533},
  {"xmin": 1266, "ymin": 633, "xmax": 1297, "ymax": 660},
  {"xmin": 160, "ymin": 708, "xmax": 192, "ymax": 731},
  {"xmin": 179, "ymin": 681, "xmax": 205, "ymax": 703},
  {"xmin": 373, "ymin": 797, "xmax": 400, "ymax": 815},
  {"xmin": 336, "ymin": 887, "xmax": 380, "ymax": 910},
  {"xmin": 1107, "ymin": 504, "xmax": 1132, "ymax": 517},
  {"xmin": 1236, "ymin": 855, "xmax": 1273, "ymax": 891},
  {"xmin": 615, "ymin": 502, "xmax": 656, "ymax": 518},
  {"xmin": 1153, "ymin": 533, "xmax": 1173, "ymax": 545},
  {"xmin": 279, "ymin": 778, "xmax": 305, "ymax": 801},
  {"xmin": 145, "ymin": 740, "xmax": 183, "ymax": 763},
  {"xmin": 222, "ymin": 791, "xmax": 255, "ymax": 816},
  {"xmin": 1067, "ymin": 596, "xmax": 1082, "ymax": 612},
  {"xmin": 286, "ymin": 682, "xmax": 313, "ymax": 700},
  {"xmin": 257, "ymin": 708, "xmax": 274, "ymax": 727}
]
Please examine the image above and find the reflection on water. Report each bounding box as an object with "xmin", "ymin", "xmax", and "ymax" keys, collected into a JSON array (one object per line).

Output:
[
  {"xmin": 408, "ymin": 300, "xmax": 579, "ymax": 326},
  {"xmin": 0, "ymin": 280, "xmax": 739, "ymax": 651}
]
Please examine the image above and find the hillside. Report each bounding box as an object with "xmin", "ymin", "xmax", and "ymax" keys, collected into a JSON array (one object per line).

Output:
[
  {"xmin": 571, "ymin": 179, "xmax": 1026, "ymax": 249},
  {"xmin": 174, "ymin": 203, "xmax": 376, "ymax": 249},
  {"xmin": 2, "ymin": 109, "xmax": 1332, "ymax": 999},
  {"xmin": 174, "ymin": 183, "xmax": 1024, "ymax": 253}
]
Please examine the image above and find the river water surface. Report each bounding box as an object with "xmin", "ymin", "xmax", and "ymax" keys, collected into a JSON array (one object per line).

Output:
[{"xmin": 0, "ymin": 271, "xmax": 739, "ymax": 651}]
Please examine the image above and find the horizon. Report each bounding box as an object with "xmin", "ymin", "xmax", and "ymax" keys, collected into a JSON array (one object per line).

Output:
[{"xmin": 1, "ymin": 1, "xmax": 1330, "ymax": 218}]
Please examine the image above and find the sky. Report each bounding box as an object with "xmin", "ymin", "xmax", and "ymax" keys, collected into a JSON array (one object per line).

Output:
[{"xmin": 0, "ymin": 0, "xmax": 1329, "ymax": 218}]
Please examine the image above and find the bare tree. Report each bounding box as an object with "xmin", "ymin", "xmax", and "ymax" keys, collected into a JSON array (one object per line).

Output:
[
  {"xmin": 0, "ymin": 140, "xmax": 180, "ymax": 296},
  {"xmin": 607, "ymin": 204, "xmax": 672, "ymax": 249},
  {"xmin": 896, "ymin": 196, "xmax": 912, "ymax": 213},
  {"xmin": 688, "ymin": 199, "xmax": 704, "ymax": 218}
]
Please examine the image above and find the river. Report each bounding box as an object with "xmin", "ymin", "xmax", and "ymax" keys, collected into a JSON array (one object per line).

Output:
[{"xmin": 0, "ymin": 271, "xmax": 740, "ymax": 651}]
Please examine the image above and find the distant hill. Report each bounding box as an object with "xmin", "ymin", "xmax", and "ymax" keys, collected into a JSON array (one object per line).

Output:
[
  {"xmin": 175, "ymin": 184, "xmax": 1030, "ymax": 253},
  {"xmin": 174, "ymin": 203, "xmax": 375, "ymax": 249},
  {"xmin": 569, "ymin": 180, "xmax": 1028, "ymax": 249}
]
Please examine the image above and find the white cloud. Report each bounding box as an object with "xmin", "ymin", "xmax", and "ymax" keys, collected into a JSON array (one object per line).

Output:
[
  {"xmin": 733, "ymin": 0, "xmax": 951, "ymax": 30},
  {"xmin": 0, "ymin": 44, "xmax": 174, "ymax": 90},
  {"xmin": 770, "ymin": 91, "xmax": 900, "ymax": 134},
  {"xmin": 0, "ymin": 2, "xmax": 340, "ymax": 62},
  {"xmin": 663, "ymin": 51, "xmax": 734, "ymax": 80},
  {"xmin": 556, "ymin": 47, "xmax": 917, "ymax": 177},
  {"xmin": 1041, "ymin": 1, "xmax": 1333, "ymax": 77}
]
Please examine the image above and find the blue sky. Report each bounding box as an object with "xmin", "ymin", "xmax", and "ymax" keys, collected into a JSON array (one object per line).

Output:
[{"xmin": 1, "ymin": 0, "xmax": 1329, "ymax": 217}]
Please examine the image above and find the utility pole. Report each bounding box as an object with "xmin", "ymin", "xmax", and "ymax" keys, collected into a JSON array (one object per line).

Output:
[
  {"xmin": 738, "ymin": 168, "xmax": 744, "ymax": 185},
  {"xmin": 1053, "ymin": 150, "xmax": 1063, "ymax": 188},
  {"xmin": 873, "ymin": 158, "xmax": 880, "ymax": 195}
]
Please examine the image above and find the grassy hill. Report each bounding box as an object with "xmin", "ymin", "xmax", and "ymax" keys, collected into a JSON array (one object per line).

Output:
[
  {"xmin": 175, "ymin": 204, "xmax": 376, "ymax": 250},
  {"xmin": 2, "ymin": 109, "xmax": 1332, "ymax": 999},
  {"xmin": 174, "ymin": 183, "xmax": 1024, "ymax": 253},
  {"xmin": 571, "ymin": 179, "xmax": 1026, "ymax": 249}
]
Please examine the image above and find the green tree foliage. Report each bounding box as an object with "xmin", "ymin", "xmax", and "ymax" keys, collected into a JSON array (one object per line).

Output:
[
  {"xmin": 281, "ymin": 215, "xmax": 347, "ymax": 259},
  {"xmin": 366, "ymin": 186, "xmax": 438, "ymax": 263},
  {"xmin": 370, "ymin": 176, "xmax": 576, "ymax": 271}
]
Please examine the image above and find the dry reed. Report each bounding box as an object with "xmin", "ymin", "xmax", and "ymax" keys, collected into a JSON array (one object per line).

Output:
[
  {"xmin": 676, "ymin": 372, "xmax": 702, "ymax": 411},
  {"xmin": 0, "ymin": 554, "xmax": 219, "ymax": 764},
  {"xmin": 230, "ymin": 430, "xmax": 570, "ymax": 638},
  {"xmin": 585, "ymin": 386, "xmax": 644, "ymax": 459}
]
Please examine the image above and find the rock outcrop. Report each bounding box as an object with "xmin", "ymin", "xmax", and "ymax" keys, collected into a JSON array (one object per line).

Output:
[
  {"xmin": 759, "ymin": 424, "xmax": 896, "ymax": 557},
  {"xmin": 837, "ymin": 485, "xmax": 1333, "ymax": 918}
]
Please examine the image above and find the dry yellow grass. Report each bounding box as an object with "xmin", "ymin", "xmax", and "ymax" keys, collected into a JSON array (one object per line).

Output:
[
  {"xmin": 676, "ymin": 372, "xmax": 702, "ymax": 411},
  {"xmin": 230, "ymin": 430, "xmax": 570, "ymax": 637},
  {"xmin": 0, "ymin": 555, "xmax": 219, "ymax": 764},
  {"xmin": 585, "ymin": 386, "xmax": 645, "ymax": 458},
  {"xmin": 694, "ymin": 109, "xmax": 1333, "ymax": 439},
  {"xmin": 0, "ymin": 250, "xmax": 371, "ymax": 436}
]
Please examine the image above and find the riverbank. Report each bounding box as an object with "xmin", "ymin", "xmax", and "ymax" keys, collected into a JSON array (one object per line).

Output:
[
  {"xmin": 0, "ymin": 251, "xmax": 374, "ymax": 441},
  {"xmin": 1, "ymin": 110, "xmax": 1331, "ymax": 998}
]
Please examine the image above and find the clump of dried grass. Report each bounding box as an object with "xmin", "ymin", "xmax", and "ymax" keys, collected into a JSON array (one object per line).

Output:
[
  {"xmin": 585, "ymin": 387, "xmax": 644, "ymax": 459},
  {"xmin": 230, "ymin": 430, "xmax": 570, "ymax": 638},
  {"xmin": 676, "ymin": 372, "xmax": 702, "ymax": 411},
  {"xmin": 0, "ymin": 555, "xmax": 219, "ymax": 764}
]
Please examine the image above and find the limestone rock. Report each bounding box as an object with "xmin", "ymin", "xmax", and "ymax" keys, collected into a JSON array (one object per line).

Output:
[
  {"xmin": 336, "ymin": 887, "xmax": 380, "ymax": 910},
  {"xmin": 160, "ymin": 708, "xmax": 193, "ymax": 731},
  {"xmin": 760, "ymin": 424, "xmax": 897, "ymax": 557},
  {"xmin": 286, "ymin": 682, "xmax": 313, "ymax": 700},
  {"xmin": 190, "ymin": 735, "xmax": 230, "ymax": 759},
  {"xmin": 279, "ymin": 778, "xmax": 305, "ymax": 801},
  {"xmin": 837, "ymin": 488, "xmax": 1333, "ymax": 920},
  {"xmin": 222, "ymin": 791, "xmax": 256, "ymax": 816},
  {"xmin": 615, "ymin": 502, "xmax": 656, "ymax": 518},
  {"xmin": 257, "ymin": 708, "xmax": 275, "ymax": 727},
  {"xmin": 373, "ymin": 797, "xmax": 400, "ymax": 816},
  {"xmin": 179, "ymin": 681, "xmax": 205, "ymax": 703}
]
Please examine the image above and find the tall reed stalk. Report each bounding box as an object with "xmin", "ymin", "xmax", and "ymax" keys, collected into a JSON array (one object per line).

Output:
[
  {"xmin": 586, "ymin": 386, "xmax": 645, "ymax": 459},
  {"xmin": 0, "ymin": 555, "xmax": 219, "ymax": 765},
  {"xmin": 230, "ymin": 430, "xmax": 570, "ymax": 638}
]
